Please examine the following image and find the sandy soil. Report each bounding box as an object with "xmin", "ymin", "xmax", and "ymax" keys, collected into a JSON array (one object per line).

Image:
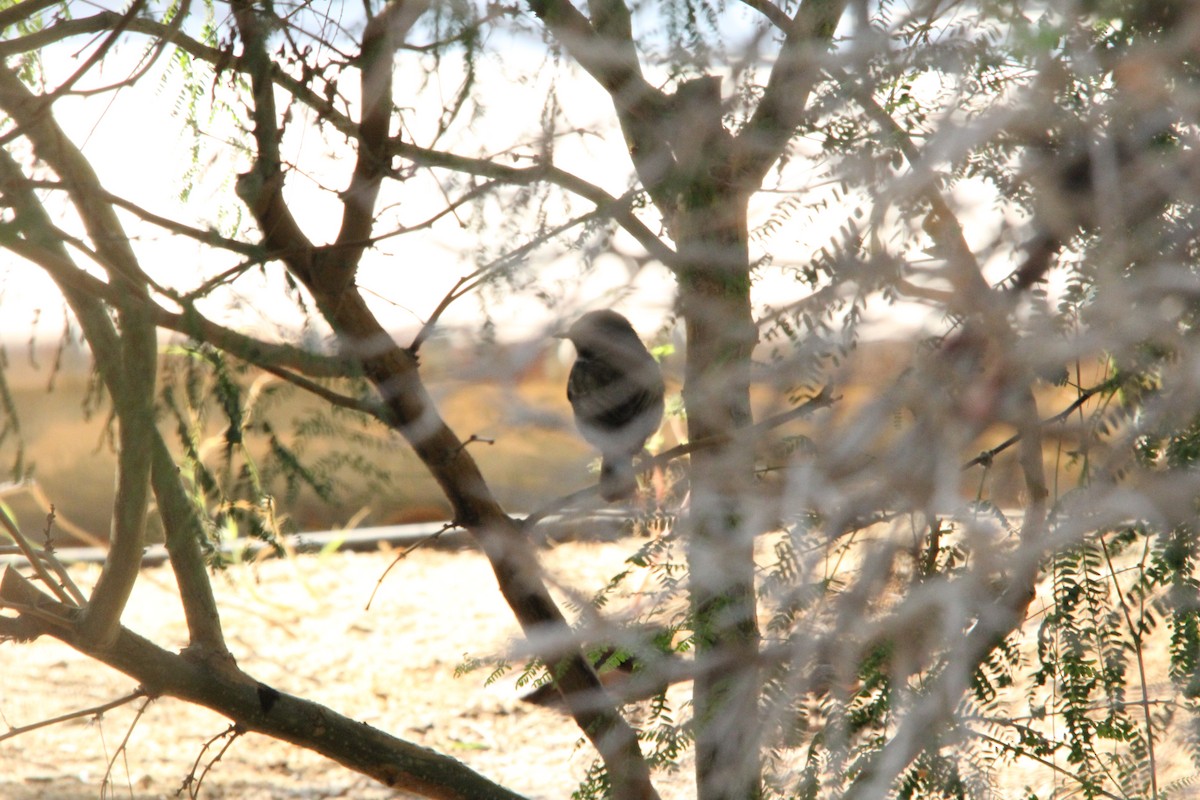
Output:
[{"xmin": 0, "ymin": 539, "xmax": 692, "ymax": 800}]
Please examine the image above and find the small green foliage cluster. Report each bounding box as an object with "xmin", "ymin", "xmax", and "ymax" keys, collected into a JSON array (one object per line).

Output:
[{"xmin": 159, "ymin": 341, "xmax": 393, "ymax": 565}]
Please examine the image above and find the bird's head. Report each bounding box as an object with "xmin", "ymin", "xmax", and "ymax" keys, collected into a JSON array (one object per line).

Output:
[{"xmin": 555, "ymin": 310, "xmax": 642, "ymax": 357}]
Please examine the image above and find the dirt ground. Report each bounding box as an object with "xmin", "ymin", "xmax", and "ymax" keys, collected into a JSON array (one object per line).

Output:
[{"xmin": 0, "ymin": 539, "xmax": 693, "ymax": 800}]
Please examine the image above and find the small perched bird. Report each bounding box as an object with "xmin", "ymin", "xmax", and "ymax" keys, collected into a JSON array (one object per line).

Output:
[{"xmin": 558, "ymin": 310, "xmax": 664, "ymax": 501}]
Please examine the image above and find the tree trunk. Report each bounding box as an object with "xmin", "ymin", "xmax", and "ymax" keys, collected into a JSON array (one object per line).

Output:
[{"xmin": 672, "ymin": 78, "xmax": 763, "ymax": 800}]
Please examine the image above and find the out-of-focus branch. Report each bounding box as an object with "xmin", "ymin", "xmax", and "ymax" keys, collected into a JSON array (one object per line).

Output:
[
  {"xmin": 522, "ymin": 0, "xmax": 670, "ymax": 127},
  {"xmin": 0, "ymin": 0, "xmax": 60, "ymax": 29},
  {"xmin": 584, "ymin": 0, "xmax": 678, "ymax": 212},
  {"xmin": 522, "ymin": 388, "xmax": 837, "ymax": 528},
  {"xmin": 845, "ymin": 381, "xmax": 1047, "ymax": 800},
  {"xmin": 840, "ymin": 69, "xmax": 992, "ymax": 306},
  {"xmin": 732, "ymin": 0, "xmax": 850, "ymax": 187},
  {"xmin": 962, "ymin": 379, "xmax": 1111, "ymax": 470}
]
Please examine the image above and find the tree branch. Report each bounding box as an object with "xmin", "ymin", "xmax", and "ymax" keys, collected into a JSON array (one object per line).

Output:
[
  {"xmin": 845, "ymin": 379, "xmax": 1048, "ymax": 799},
  {"xmin": 841, "ymin": 69, "xmax": 992, "ymax": 304},
  {"xmin": 735, "ymin": 0, "xmax": 793, "ymax": 33},
  {"xmin": 0, "ymin": 65, "xmax": 157, "ymax": 650},
  {"xmin": 231, "ymin": 0, "xmax": 318, "ymax": 286},
  {"xmin": 224, "ymin": 4, "xmax": 661, "ymax": 794},
  {"xmin": 0, "ymin": 688, "xmax": 148, "ymax": 743},
  {"xmin": 0, "ymin": 0, "xmax": 61, "ymax": 29},
  {"xmin": 0, "ymin": 147, "xmax": 229, "ymax": 656},
  {"xmin": 0, "ymin": 569, "xmax": 530, "ymax": 800},
  {"xmin": 732, "ymin": 0, "xmax": 850, "ymax": 187},
  {"xmin": 327, "ymin": 0, "xmax": 431, "ymax": 290},
  {"xmin": 391, "ymin": 139, "xmax": 676, "ymax": 266}
]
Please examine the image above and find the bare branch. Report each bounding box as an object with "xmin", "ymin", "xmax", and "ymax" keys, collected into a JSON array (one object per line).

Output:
[
  {"xmin": 0, "ymin": 570, "xmax": 531, "ymax": 800},
  {"xmin": 0, "ymin": 688, "xmax": 148, "ymax": 744},
  {"xmin": 326, "ymin": 0, "xmax": 432, "ymax": 290},
  {"xmin": 392, "ymin": 140, "xmax": 676, "ymax": 266},
  {"xmin": 410, "ymin": 200, "xmax": 638, "ymax": 352},
  {"xmin": 0, "ymin": 0, "xmax": 61, "ymax": 29},
  {"xmin": 0, "ymin": 505, "xmax": 77, "ymax": 607},
  {"xmin": 0, "ymin": 145, "xmax": 229, "ymax": 656},
  {"xmin": 230, "ymin": 1, "xmax": 318, "ymax": 286},
  {"xmin": 735, "ymin": 0, "xmax": 794, "ymax": 32},
  {"xmin": 47, "ymin": 0, "xmax": 147, "ymax": 100},
  {"xmin": 732, "ymin": 0, "xmax": 851, "ymax": 187}
]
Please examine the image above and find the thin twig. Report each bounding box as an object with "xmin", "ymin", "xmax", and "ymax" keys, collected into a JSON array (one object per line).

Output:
[
  {"xmin": 962, "ymin": 379, "xmax": 1114, "ymax": 470},
  {"xmin": 0, "ymin": 505, "xmax": 77, "ymax": 606},
  {"xmin": 1099, "ymin": 530, "xmax": 1159, "ymax": 799},
  {"xmin": 253, "ymin": 361, "xmax": 390, "ymax": 423},
  {"xmin": 34, "ymin": 508, "xmax": 88, "ymax": 606},
  {"xmin": 101, "ymin": 694, "xmax": 155, "ymax": 795},
  {"xmin": 364, "ymin": 523, "xmax": 459, "ymax": 611},
  {"xmin": 0, "ymin": 688, "xmax": 148, "ymax": 743},
  {"xmin": 183, "ymin": 723, "xmax": 244, "ymax": 800},
  {"xmin": 965, "ymin": 725, "xmax": 1126, "ymax": 800},
  {"xmin": 409, "ymin": 199, "xmax": 637, "ymax": 353},
  {"xmin": 0, "ymin": 598, "xmax": 75, "ymax": 629}
]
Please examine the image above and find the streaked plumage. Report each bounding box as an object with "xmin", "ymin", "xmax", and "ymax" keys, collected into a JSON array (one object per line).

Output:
[{"xmin": 559, "ymin": 311, "xmax": 664, "ymax": 501}]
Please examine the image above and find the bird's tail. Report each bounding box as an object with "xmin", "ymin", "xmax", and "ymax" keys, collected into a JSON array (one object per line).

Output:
[{"xmin": 599, "ymin": 455, "xmax": 638, "ymax": 502}]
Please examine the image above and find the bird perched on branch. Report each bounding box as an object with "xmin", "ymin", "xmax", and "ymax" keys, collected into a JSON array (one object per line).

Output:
[{"xmin": 557, "ymin": 310, "xmax": 664, "ymax": 502}]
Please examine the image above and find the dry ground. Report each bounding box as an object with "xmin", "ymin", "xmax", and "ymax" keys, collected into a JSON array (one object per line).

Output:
[{"xmin": 0, "ymin": 539, "xmax": 694, "ymax": 800}]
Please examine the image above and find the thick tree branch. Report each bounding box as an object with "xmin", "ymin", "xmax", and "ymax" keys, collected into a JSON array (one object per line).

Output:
[
  {"xmin": 584, "ymin": 0, "xmax": 679, "ymax": 212},
  {"xmin": 522, "ymin": 0, "xmax": 670, "ymax": 124},
  {"xmin": 231, "ymin": 0, "xmax": 317, "ymax": 285},
  {"xmin": 735, "ymin": 0, "xmax": 793, "ymax": 32},
  {"xmin": 328, "ymin": 0, "xmax": 431, "ymax": 290},
  {"xmin": 0, "ymin": 148, "xmax": 229, "ymax": 656},
  {"xmin": 0, "ymin": 570, "xmax": 529, "ymax": 800},
  {"xmin": 0, "ymin": 0, "xmax": 61, "ymax": 29},
  {"xmin": 0, "ymin": 64, "xmax": 157, "ymax": 650},
  {"xmin": 294, "ymin": 286, "xmax": 662, "ymax": 800},
  {"xmin": 226, "ymin": 5, "xmax": 660, "ymax": 794}
]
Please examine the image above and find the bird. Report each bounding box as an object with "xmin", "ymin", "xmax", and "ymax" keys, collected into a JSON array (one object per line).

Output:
[{"xmin": 557, "ymin": 310, "xmax": 665, "ymax": 501}]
